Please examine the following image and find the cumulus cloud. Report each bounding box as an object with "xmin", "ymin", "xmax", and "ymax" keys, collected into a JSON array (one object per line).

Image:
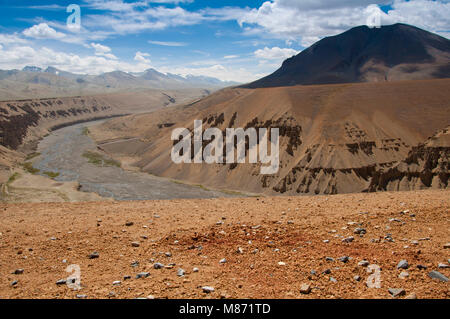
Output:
[
  {"xmin": 134, "ymin": 51, "xmax": 151, "ymax": 64},
  {"xmin": 89, "ymin": 42, "xmax": 118, "ymax": 59},
  {"xmin": 237, "ymin": 0, "xmax": 450, "ymax": 47},
  {"xmin": 254, "ymin": 47, "xmax": 298, "ymax": 61},
  {"xmin": 23, "ymin": 23, "xmax": 66, "ymax": 40}
]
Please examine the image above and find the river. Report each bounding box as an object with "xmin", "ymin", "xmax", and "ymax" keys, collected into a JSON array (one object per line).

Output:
[{"xmin": 33, "ymin": 120, "xmax": 230, "ymax": 201}]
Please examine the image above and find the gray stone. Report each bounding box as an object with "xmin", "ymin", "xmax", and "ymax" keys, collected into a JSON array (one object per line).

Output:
[
  {"xmin": 76, "ymin": 294, "xmax": 87, "ymax": 299},
  {"xmin": 219, "ymin": 258, "xmax": 227, "ymax": 264},
  {"xmin": 325, "ymin": 257, "xmax": 334, "ymax": 262},
  {"xmin": 398, "ymin": 271, "xmax": 409, "ymax": 279},
  {"xmin": 339, "ymin": 256, "xmax": 349, "ymax": 263},
  {"xmin": 193, "ymin": 267, "xmax": 199, "ymax": 273},
  {"xmin": 354, "ymin": 275, "xmax": 361, "ymax": 282},
  {"xmin": 112, "ymin": 281, "xmax": 121, "ymax": 285},
  {"xmin": 358, "ymin": 260, "xmax": 370, "ymax": 267},
  {"xmin": 136, "ymin": 272, "xmax": 150, "ymax": 279},
  {"xmin": 123, "ymin": 275, "xmax": 131, "ymax": 280},
  {"xmin": 322, "ymin": 269, "xmax": 331, "ymax": 275},
  {"xmin": 202, "ymin": 286, "xmax": 215, "ymax": 293},
  {"xmin": 125, "ymin": 222, "xmax": 134, "ymax": 226},
  {"xmin": 342, "ymin": 236, "xmax": 354, "ymax": 243},
  {"xmin": 397, "ymin": 260, "xmax": 409, "ymax": 269},
  {"xmin": 330, "ymin": 277, "xmax": 337, "ymax": 283},
  {"xmin": 153, "ymin": 263, "xmax": 164, "ymax": 269},
  {"xmin": 177, "ymin": 268, "xmax": 185, "ymax": 277},
  {"xmin": 354, "ymin": 228, "xmax": 366, "ymax": 235},
  {"xmin": 417, "ymin": 264, "xmax": 427, "ymax": 270},
  {"xmin": 56, "ymin": 279, "xmax": 66, "ymax": 285},
  {"xmin": 429, "ymin": 270, "xmax": 449, "ymax": 282},
  {"xmin": 11, "ymin": 280, "xmax": 18, "ymax": 286},
  {"xmin": 388, "ymin": 288, "xmax": 406, "ymax": 297},
  {"xmin": 165, "ymin": 252, "xmax": 172, "ymax": 257},
  {"xmin": 89, "ymin": 252, "xmax": 99, "ymax": 259},
  {"xmin": 13, "ymin": 269, "xmax": 24, "ymax": 275},
  {"xmin": 438, "ymin": 263, "xmax": 449, "ymax": 269}
]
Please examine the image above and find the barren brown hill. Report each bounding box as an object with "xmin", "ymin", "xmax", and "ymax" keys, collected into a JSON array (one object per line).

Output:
[
  {"xmin": 91, "ymin": 79, "xmax": 450, "ymax": 195},
  {"xmin": 0, "ymin": 89, "xmax": 209, "ymax": 184}
]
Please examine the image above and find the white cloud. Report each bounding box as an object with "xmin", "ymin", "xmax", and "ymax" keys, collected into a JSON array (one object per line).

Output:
[
  {"xmin": 224, "ymin": 55, "xmax": 239, "ymax": 59},
  {"xmin": 254, "ymin": 47, "xmax": 298, "ymax": 61},
  {"xmin": 0, "ymin": 33, "xmax": 28, "ymax": 45},
  {"xmin": 237, "ymin": 0, "xmax": 450, "ymax": 47},
  {"xmin": 148, "ymin": 40, "xmax": 188, "ymax": 47},
  {"xmin": 89, "ymin": 42, "xmax": 118, "ymax": 59},
  {"xmin": 134, "ymin": 51, "xmax": 151, "ymax": 64},
  {"xmin": 23, "ymin": 23, "xmax": 66, "ymax": 40}
]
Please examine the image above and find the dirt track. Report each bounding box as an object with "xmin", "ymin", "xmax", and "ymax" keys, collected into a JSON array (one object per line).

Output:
[{"xmin": 0, "ymin": 189, "xmax": 449, "ymax": 299}]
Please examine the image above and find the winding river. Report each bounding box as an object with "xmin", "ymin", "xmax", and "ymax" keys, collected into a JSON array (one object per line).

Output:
[{"xmin": 33, "ymin": 120, "xmax": 230, "ymax": 201}]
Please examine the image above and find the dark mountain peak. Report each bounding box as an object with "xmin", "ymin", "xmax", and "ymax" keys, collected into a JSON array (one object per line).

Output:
[{"xmin": 244, "ymin": 24, "xmax": 450, "ymax": 88}]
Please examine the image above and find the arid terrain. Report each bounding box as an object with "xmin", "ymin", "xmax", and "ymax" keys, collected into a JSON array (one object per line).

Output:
[{"xmin": 0, "ymin": 189, "xmax": 448, "ymax": 299}]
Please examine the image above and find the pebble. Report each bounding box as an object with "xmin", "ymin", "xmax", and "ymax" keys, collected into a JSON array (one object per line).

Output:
[
  {"xmin": 131, "ymin": 261, "xmax": 139, "ymax": 267},
  {"xmin": 202, "ymin": 286, "xmax": 215, "ymax": 293},
  {"xmin": 300, "ymin": 284, "xmax": 311, "ymax": 294},
  {"xmin": 405, "ymin": 293, "xmax": 417, "ymax": 299},
  {"xmin": 388, "ymin": 288, "xmax": 406, "ymax": 297},
  {"xmin": 428, "ymin": 271, "xmax": 448, "ymax": 282},
  {"xmin": 354, "ymin": 228, "xmax": 366, "ymax": 235},
  {"xmin": 339, "ymin": 256, "xmax": 349, "ymax": 263},
  {"xmin": 329, "ymin": 277, "xmax": 337, "ymax": 283},
  {"xmin": 56, "ymin": 279, "xmax": 66, "ymax": 285},
  {"xmin": 358, "ymin": 260, "xmax": 370, "ymax": 267},
  {"xmin": 123, "ymin": 275, "xmax": 131, "ymax": 280},
  {"xmin": 325, "ymin": 257, "xmax": 334, "ymax": 262},
  {"xmin": 444, "ymin": 243, "xmax": 450, "ymax": 249},
  {"xmin": 135, "ymin": 272, "xmax": 150, "ymax": 279},
  {"xmin": 154, "ymin": 263, "xmax": 164, "ymax": 269},
  {"xmin": 13, "ymin": 269, "xmax": 24, "ymax": 275},
  {"xmin": 131, "ymin": 242, "xmax": 140, "ymax": 247},
  {"xmin": 125, "ymin": 222, "xmax": 134, "ymax": 226},
  {"xmin": 89, "ymin": 252, "xmax": 99, "ymax": 259},
  {"xmin": 112, "ymin": 281, "xmax": 121, "ymax": 286},
  {"xmin": 438, "ymin": 263, "xmax": 449, "ymax": 269},
  {"xmin": 165, "ymin": 252, "xmax": 172, "ymax": 257},
  {"xmin": 219, "ymin": 258, "xmax": 227, "ymax": 264},
  {"xmin": 193, "ymin": 267, "xmax": 199, "ymax": 273},
  {"xmin": 354, "ymin": 275, "xmax": 361, "ymax": 282},
  {"xmin": 398, "ymin": 271, "xmax": 409, "ymax": 279},
  {"xmin": 397, "ymin": 260, "xmax": 409, "ymax": 269},
  {"xmin": 417, "ymin": 264, "xmax": 428, "ymax": 270},
  {"xmin": 342, "ymin": 236, "xmax": 354, "ymax": 243},
  {"xmin": 236, "ymin": 247, "xmax": 244, "ymax": 254},
  {"xmin": 322, "ymin": 269, "xmax": 331, "ymax": 275},
  {"xmin": 11, "ymin": 280, "xmax": 18, "ymax": 287},
  {"xmin": 278, "ymin": 262, "xmax": 286, "ymax": 266},
  {"xmin": 177, "ymin": 268, "xmax": 185, "ymax": 277},
  {"xmin": 76, "ymin": 295, "xmax": 87, "ymax": 299}
]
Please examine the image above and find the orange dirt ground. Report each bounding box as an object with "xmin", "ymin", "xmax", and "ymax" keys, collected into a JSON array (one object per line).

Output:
[{"xmin": 0, "ymin": 189, "xmax": 449, "ymax": 299}]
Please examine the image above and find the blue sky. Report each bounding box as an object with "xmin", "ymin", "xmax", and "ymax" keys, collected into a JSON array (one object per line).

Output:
[{"xmin": 0, "ymin": 0, "xmax": 448, "ymax": 82}]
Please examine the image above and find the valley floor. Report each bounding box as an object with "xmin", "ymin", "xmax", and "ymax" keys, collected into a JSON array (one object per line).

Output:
[{"xmin": 0, "ymin": 189, "xmax": 449, "ymax": 299}]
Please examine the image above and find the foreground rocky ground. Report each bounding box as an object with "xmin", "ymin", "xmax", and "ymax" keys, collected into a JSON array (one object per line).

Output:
[{"xmin": 0, "ymin": 190, "xmax": 449, "ymax": 299}]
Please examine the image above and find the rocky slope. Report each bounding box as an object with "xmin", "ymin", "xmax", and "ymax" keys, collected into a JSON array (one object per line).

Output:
[
  {"xmin": 91, "ymin": 79, "xmax": 450, "ymax": 195},
  {"xmin": 243, "ymin": 24, "xmax": 450, "ymax": 88}
]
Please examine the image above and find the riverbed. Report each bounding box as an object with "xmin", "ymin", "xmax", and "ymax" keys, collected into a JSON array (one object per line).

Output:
[{"xmin": 33, "ymin": 121, "xmax": 230, "ymax": 201}]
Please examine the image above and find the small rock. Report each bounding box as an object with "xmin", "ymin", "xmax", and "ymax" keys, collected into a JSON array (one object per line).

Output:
[
  {"xmin": 165, "ymin": 252, "xmax": 172, "ymax": 257},
  {"xmin": 398, "ymin": 271, "xmax": 409, "ymax": 279},
  {"xmin": 358, "ymin": 260, "xmax": 370, "ymax": 267},
  {"xmin": 417, "ymin": 264, "xmax": 428, "ymax": 270},
  {"xmin": 89, "ymin": 252, "xmax": 99, "ymax": 259},
  {"xmin": 123, "ymin": 275, "xmax": 131, "ymax": 280},
  {"xmin": 177, "ymin": 268, "xmax": 185, "ymax": 277},
  {"xmin": 354, "ymin": 275, "xmax": 361, "ymax": 282},
  {"xmin": 329, "ymin": 277, "xmax": 337, "ymax": 283},
  {"xmin": 278, "ymin": 261, "xmax": 286, "ymax": 266},
  {"xmin": 193, "ymin": 267, "xmax": 199, "ymax": 273},
  {"xmin": 342, "ymin": 236, "xmax": 354, "ymax": 243},
  {"xmin": 388, "ymin": 288, "xmax": 406, "ymax": 297},
  {"xmin": 397, "ymin": 260, "xmax": 409, "ymax": 269},
  {"xmin": 405, "ymin": 293, "xmax": 417, "ymax": 299},
  {"xmin": 236, "ymin": 247, "xmax": 244, "ymax": 254},
  {"xmin": 131, "ymin": 242, "xmax": 140, "ymax": 247},
  {"xmin": 125, "ymin": 222, "xmax": 134, "ymax": 226},
  {"xmin": 13, "ymin": 269, "xmax": 24, "ymax": 275},
  {"xmin": 76, "ymin": 294, "xmax": 87, "ymax": 299},
  {"xmin": 131, "ymin": 261, "xmax": 139, "ymax": 267},
  {"xmin": 300, "ymin": 284, "xmax": 311, "ymax": 294},
  {"xmin": 322, "ymin": 269, "xmax": 331, "ymax": 275},
  {"xmin": 411, "ymin": 240, "xmax": 419, "ymax": 245},
  {"xmin": 112, "ymin": 281, "xmax": 121, "ymax": 286},
  {"xmin": 202, "ymin": 286, "xmax": 215, "ymax": 293},
  {"xmin": 153, "ymin": 263, "xmax": 164, "ymax": 269},
  {"xmin": 339, "ymin": 256, "xmax": 349, "ymax": 263},
  {"xmin": 444, "ymin": 243, "xmax": 450, "ymax": 249},
  {"xmin": 135, "ymin": 272, "xmax": 150, "ymax": 279},
  {"xmin": 219, "ymin": 258, "xmax": 227, "ymax": 264},
  {"xmin": 438, "ymin": 263, "xmax": 449, "ymax": 269},
  {"xmin": 428, "ymin": 271, "xmax": 448, "ymax": 282},
  {"xmin": 323, "ymin": 240, "xmax": 329, "ymax": 243},
  {"xmin": 56, "ymin": 279, "xmax": 66, "ymax": 285},
  {"xmin": 325, "ymin": 257, "xmax": 334, "ymax": 262},
  {"xmin": 11, "ymin": 280, "xmax": 18, "ymax": 287},
  {"xmin": 354, "ymin": 228, "xmax": 366, "ymax": 235}
]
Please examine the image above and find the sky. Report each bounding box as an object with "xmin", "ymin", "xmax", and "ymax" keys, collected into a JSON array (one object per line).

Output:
[{"xmin": 0, "ymin": 0, "xmax": 449, "ymax": 82}]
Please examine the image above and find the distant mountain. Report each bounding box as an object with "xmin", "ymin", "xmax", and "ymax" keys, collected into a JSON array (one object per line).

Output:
[
  {"xmin": 244, "ymin": 23, "xmax": 450, "ymax": 88},
  {"xmin": 0, "ymin": 66, "xmax": 238, "ymax": 100}
]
